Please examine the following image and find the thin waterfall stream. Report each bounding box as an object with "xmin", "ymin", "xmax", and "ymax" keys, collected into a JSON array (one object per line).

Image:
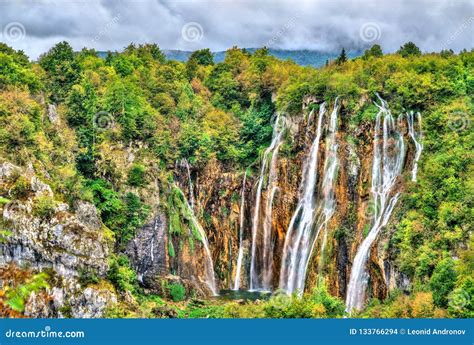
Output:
[
  {"xmin": 233, "ymin": 171, "xmax": 247, "ymax": 291},
  {"xmin": 407, "ymin": 111, "xmax": 423, "ymax": 181},
  {"xmin": 175, "ymin": 186, "xmax": 218, "ymax": 296}
]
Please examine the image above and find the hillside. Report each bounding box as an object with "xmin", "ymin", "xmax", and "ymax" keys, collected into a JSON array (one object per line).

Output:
[{"xmin": 0, "ymin": 42, "xmax": 472, "ymax": 318}]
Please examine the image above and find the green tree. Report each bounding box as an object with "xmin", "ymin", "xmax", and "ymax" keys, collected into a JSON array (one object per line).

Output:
[
  {"xmin": 336, "ymin": 48, "xmax": 347, "ymax": 65},
  {"xmin": 430, "ymin": 258, "xmax": 457, "ymax": 307},
  {"xmin": 39, "ymin": 41, "xmax": 79, "ymax": 102},
  {"xmin": 186, "ymin": 49, "xmax": 214, "ymax": 80},
  {"xmin": 397, "ymin": 41, "xmax": 422, "ymax": 57},
  {"xmin": 363, "ymin": 44, "xmax": 383, "ymax": 59},
  {"xmin": 188, "ymin": 49, "xmax": 214, "ymax": 66}
]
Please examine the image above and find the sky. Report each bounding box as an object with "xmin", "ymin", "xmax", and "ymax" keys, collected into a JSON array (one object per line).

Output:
[{"xmin": 0, "ymin": 0, "xmax": 473, "ymax": 59}]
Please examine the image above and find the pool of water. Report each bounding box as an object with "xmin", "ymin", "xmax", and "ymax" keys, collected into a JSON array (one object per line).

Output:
[{"xmin": 216, "ymin": 289, "xmax": 272, "ymax": 301}]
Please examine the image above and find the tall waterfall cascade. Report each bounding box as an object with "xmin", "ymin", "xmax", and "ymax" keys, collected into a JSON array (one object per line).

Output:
[
  {"xmin": 345, "ymin": 95, "xmax": 407, "ymax": 312},
  {"xmin": 250, "ymin": 114, "xmax": 286, "ymax": 291},
  {"xmin": 314, "ymin": 98, "xmax": 340, "ymax": 274},
  {"xmin": 280, "ymin": 100, "xmax": 340, "ymax": 295},
  {"xmin": 174, "ymin": 95, "xmax": 422, "ymax": 301}
]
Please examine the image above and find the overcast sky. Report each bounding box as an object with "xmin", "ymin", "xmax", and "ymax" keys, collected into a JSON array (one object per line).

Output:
[{"xmin": 0, "ymin": 0, "xmax": 473, "ymax": 59}]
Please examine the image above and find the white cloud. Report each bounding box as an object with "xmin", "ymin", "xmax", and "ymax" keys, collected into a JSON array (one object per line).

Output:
[{"xmin": 0, "ymin": 0, "xmax": 472, "ymax": 59}]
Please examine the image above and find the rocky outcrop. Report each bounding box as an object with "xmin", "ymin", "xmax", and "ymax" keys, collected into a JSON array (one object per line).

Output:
[
  {"xmin": 0, "ymin": 161, "xmax": 117, "ymax": 317},
  {"xmin": 25, "ymin": 282, "xmax": 117, "ymax": 318},
  {"xmin": 126, "ymin": 212, "xmax": 168, "ymax": 287}
]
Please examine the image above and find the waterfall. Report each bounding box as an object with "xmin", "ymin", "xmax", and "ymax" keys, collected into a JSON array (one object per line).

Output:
[
  {"xmin": 306, "ymin": 108, "xmax": 315, "ymax": 131},
  {"xmin": 313, "ymin": 98, "xmax": 340, "ymax": 274},
  {"xmin": 407, "ymin": 111, "xmax": 423, "ymax": 181},
  {"xmin": 280, "ymin": 100, "xmax": 340, "ymax": 295},
  {"xmin": 345, "ymin": 95, "xmax": 405, "ymax": 312},
  {"xmin": 175, "ymin": 186, "xmax": 218, "ymax": 295},
  {"xmin": 250, "ymin": 114, "xmax": 286, "ymax": 291},
  {"xmin": 181, "ymin": 159, "xmax": 196, "ymax": 210},
  {"xmin": 233, "ymin": 171, "xmax": 247, "ymax": 291}
]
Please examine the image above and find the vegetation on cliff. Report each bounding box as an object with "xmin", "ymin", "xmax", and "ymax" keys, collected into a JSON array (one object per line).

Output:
[{"xmin": 0, "ymin": 40, "xmax": 472, "ymax": 318}]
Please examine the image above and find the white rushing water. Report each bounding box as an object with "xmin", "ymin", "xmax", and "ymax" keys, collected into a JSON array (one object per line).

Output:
[
  {"xmin": 176, "ymin": 186, "xmax": 218, "ymax": 295},
  {"xmin": 280, "ymin": 101, "xmax": 341, "ymax": 295},
  {"xmin": 313, "ymin": 98, "xmax": 340, "ymax": 275},
  {"xmin": 250, "ymin": 114, "xmax": 286, "ymax": 291},
  {"xmin": 233, "ymin": 171, "xmax": 247, "ymax": 291},
  {"xmin": 406, "ymin": 111, "xmax": 423, "ymax": 181},
  {"xmin": 182, "ymin": 159, "xmax": 196, "ymax": 210},
  {"xmin": 345, "ymin": 95, "xmax": 406, "ymax": 313}
]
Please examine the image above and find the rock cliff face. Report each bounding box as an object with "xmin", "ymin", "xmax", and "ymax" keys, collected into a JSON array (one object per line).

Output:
[{"xmin": 0, "ymin": 162, "xmax": 117, "ymax": 317}]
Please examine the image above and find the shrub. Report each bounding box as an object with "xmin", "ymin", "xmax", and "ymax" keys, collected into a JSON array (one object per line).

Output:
[
  {"xmin": 169, "ymin": 283, "xmax": 186, "ymax": 302},
  {"xmin": 310, "ymin": 285, "xmax": 346, "ymax": 317},
  {"xmin": 108, "ymin": 255, "xmax": 137, "ymax": 293},
  {"xmin": 430, "ymin": 258, "xmax": 457, "ymax": 307},
  {"xmin": 411, "ymin": 292, "xmax": 435, "ymax": 317},
  {"xmin": 127, "ymin": 164, "xmax": 147, "ymax": 187},
  {"xmin": 4, "ymin": 272, "xmax": 49, "ymax": 313},
  {"xmin": 9, "ymin": 176, "xmax": 30, "ymax": 199},
  {"xmin": 32, "ymin": 195, "xmax": 56, "ymax": 219},
  {"xmin": 447, "ymin": 278, "xmax": 474, "ymax": 318}
]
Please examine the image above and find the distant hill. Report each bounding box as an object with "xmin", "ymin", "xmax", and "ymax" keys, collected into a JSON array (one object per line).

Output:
[
  {"xmin": 97, "ymin": 48, "xmax": 362, "ymax": 67},
  {"xmin": 163, "ymin": 48, "xmax": 362, "ymax": 67}
]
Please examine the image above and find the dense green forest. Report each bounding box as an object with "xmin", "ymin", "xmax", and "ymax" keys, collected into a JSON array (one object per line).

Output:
[{"xmin": 0, "ymin": 41, "xmax": 472, "ymax": 318}]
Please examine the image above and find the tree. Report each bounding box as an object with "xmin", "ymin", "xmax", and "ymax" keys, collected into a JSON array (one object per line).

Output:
[
  {"xmin": 188, "ymin": 49, "xmax": 214, "ymax": 66},
  {"xmin": 39, "ymin": 41, "xmax": 79, "ymax": 102},
  {"xmin": 430, "ymin": 258, "xmax": 457, "ymax": 307},
  {"xmin": 186, "ymin": 49, "xmax": 214, "ymax": 80},
  {"xmin": 336, "ymin": 48, "xmax": 347, "ymax": 65},
  {"xmin": 397, "ymin": 41, "xmax": 422, "ymax": 57},
  {"xmin": 363, "ymin": 44, "xmax": 383, "ymax": 59}
]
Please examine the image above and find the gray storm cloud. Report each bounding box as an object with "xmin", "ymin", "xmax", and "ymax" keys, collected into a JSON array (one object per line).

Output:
[{"xmin": 0, "ymin": 0, "xmax": 472, "ymax": 59}]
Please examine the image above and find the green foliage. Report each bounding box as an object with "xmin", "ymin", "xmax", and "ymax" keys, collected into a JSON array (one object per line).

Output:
[
  {"xmin": 127, "ymin": 164, "xmax": 147, "ymax": 187},
  {"xmin": 6, "ymin": 272, "xmax": 49, "ymax": 312},
  {"xmin": 222, "ymin": 284, "xmax": 345, "ymax": 318},
  {"xmin": 335, "ymin": 48, "xmax": 347, "ymax": 65},
  {"xmin": 9, "ymin": 176, "xmax": 30, "ymax": 199},
  {"xmin": 78, "ymin": 268, "xmax": 100, "ymax": 287},
  {"xmin": 39, "ymin": 41, "xmax": 79, "ymax": 102},
  {"xmin": 0, "ymin": 229, "xmax": 12, "ymax": 243},
  {"xmin": 189, "ymin": 49, "xmax": 214, "ymax": 66},
  {"xmin": 32, "ymin": 195, "xmax": 57, "ymax": 219},
  {"xmin": 448, "ymin": 277, "xmax": 474, "ymax": 318},
  {"xmin": 363, "ymin": 44, "xmax": 383, "ymax": 59},
  {"xmin": 0, "ymin": 46, "xmax": 41, "ymax": 92},
  {"xmin": 167, "ymin": 186, "xmax": 205, "ymax": 254},
  {"xmin": 108, "ymin": 254, "xmax": 137, "ymax": 293},
  {"xmin": 397, "ymin": 41, "xmax": 422, "ymax": 58},
  {"xmin": 169, "ymin": 283, "xmax": 186, "ymax": 302},
  {"xmin": 86, "ymin": 179, "xmax": 149, "ymax": 249},
  {"xmin": 430, "ymin": 258, "xmax": 457, "ymax": 307},
  {"xmin": 186, "ymin": 49, "xmax": 214, "ymax": 79},
  {"xmin": 238, "ymin": 99, "xmax": 274, "ymax": 164}
]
